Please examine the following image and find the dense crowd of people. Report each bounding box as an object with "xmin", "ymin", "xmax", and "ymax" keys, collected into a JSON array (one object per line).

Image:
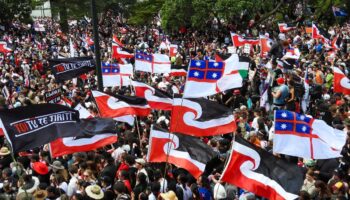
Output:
[{"xmin": 0, "ymin": 8, "xmax": 350, "ymax": 200}]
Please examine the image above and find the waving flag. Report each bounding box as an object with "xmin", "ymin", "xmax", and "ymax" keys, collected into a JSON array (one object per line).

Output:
[
  {"xmin": 92, "ymin": 91, "xmax": 151, "ymax": 118},
  {"xmin": 312, "ymin": 23, "xmax": 330, "ymax": 44},
  {"xmin": 50, "ymin": 104, "xmax": 118, "ymax": 158},
  {"xmin": 170, "ymin": 65, "xmax": 187, "ymax": 77},
  {"xmin": 260, "ymin": 36, "xmax": 273, "ymax": 58},
  {"xmin": 113, "ymin": 34, "xmax": 124, "ymax": 48},
  {"xmin": 102, "ymin": 62, "xmax": 133, "ymax": 87},
  {"xmin": 169, "ymin": 44, "xmax": 178, "ymax": 57},
  {"xmin": 147, "ymin": 126, "xmax": 217, "ymax": 178},
  {"xmin": 283, "ymin": 46, "xmax": 301, "ymax": 60},
  {"xmin": 274, "ymin": 110, "xmax": 346, "ymax": 159},
  {"xmin": 331, "ymin": 36, "xmax": 340, "ymax": 50},
  {"xmin": 112, "ymin": 44, "xmax": 134, "ymax": 59},
  {"xmin": 230, "ymin": 32, "xmax": 259, "ymax": 47},
  {"xmin": 332, "ymin": 6, "xmax": 348, "ymax": 17},
  {"xmin": 278, "ymin": 23, "xmax": 296, "ymax": 33},
  {"xmin": 334, "ymin": 67, "xmax": 350, "ymax": 95},
  {"xmin": 170, "ymin": 96, "xmax": 236, "ymax": 136},
  {"xmin": 135, "ymin": 51, "xmax": 171, "ymax": 74},
  {"xmin": 0, "ymin": 104, "xmax": 116, "ymax": 153},
  {"xmin": 0, "ymin": 41, "xmax": 12, "ymax": 54},
  {"xmin": 216, "ymin": 53, "xmax": 251, "ymax": 79},
  {"xmin": 220, "ymin": 136, "xmax": 303, "ymax": 200},
  {"xmin": 132, "ymin": 81, "xmax": 172, "ymax": 110},
  {"xmin": 183, "ymin": 59, "xmax": 243, "ymax": 98}
]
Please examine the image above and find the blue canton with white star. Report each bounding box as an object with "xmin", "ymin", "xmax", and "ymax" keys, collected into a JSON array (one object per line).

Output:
[
  {"xmin": 188, "ymin": 60, "xmax": 224, "ymax": 83},
  {"xmin": 102, "ymin": 62, "xmax": 120, "ymax": 75},
  {"xmin": 275, "ymin": 110, "xmax": 312, "ymax": 135}
]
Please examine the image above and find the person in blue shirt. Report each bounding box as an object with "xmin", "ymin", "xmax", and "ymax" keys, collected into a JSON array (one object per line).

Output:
[{"xmin": 197, "ymin": 175, "xmax": 213, "ymax": 200}]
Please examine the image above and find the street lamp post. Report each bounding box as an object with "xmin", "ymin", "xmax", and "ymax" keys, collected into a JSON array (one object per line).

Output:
[{"xmin": 91, "ymin": 0, "xmax": 103, "ymax": 91}]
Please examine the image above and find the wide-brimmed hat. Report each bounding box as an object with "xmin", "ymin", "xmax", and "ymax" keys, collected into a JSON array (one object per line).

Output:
[
  {"xmin": 33, "ymin": 189, "xmax": 48, "ymax": 200},
  {"xmin": 0, "ymin": 147, "xmax": 10, "ymax": 156},
  {"xmin": 32, "ymin": 162, "xmax": 49, "ymax": 175},
  {"xmin": 160, "ymin": 191, "xmax": 178, "ymax": 200},
  {"xmin": 85, "ymin": 185, "xmax": 104, "ymax": 199},
  {"xmin": 50, "ymin": 160, "xmax": 64, "ymax": 170},
  {"xmin": 135, "ymin": 158, "xmax": 146, "ymax": 166}
]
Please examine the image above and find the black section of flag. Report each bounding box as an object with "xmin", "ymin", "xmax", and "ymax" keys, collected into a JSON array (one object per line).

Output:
[
  {"xmin": 154, "ymin": 126, "xmax": 217, "ymax": 163},
  {"xmin": 114, "ymin": 94, "xmax": 148, "ymax": 106},
  {"xmin": 49, "ymin": 57, "xmax": 96, "ymax": 82},
  {"xmin": 233, "ymin": 136, "xmax": 303, "ymax": 196},
  {"xmin": 154, "ymin": 88, "xmax": 173, "ymax": 99},
  {"xmin": 0, "ymin": 104, "xmax": 116, "ymax": 152}
]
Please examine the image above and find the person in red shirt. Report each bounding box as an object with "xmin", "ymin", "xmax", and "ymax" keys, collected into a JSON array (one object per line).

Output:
[{"xmin": 117, "ymin": 170, "xmax": 132, "ymax": 194}]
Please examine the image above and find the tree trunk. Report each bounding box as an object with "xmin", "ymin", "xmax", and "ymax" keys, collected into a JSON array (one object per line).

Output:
[{"xmin": 58, "ymin": 0, "xmax": 68, "ymax": 33}]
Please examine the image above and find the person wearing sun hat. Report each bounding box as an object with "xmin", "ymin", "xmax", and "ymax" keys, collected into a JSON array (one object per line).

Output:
[
  {"xmin": 160, "ymin": 190, "xmax": 178, "ymax": 200},
  {"xmin": 0, "ymin": 146, "xmax": 12, "ymax": 170},
  {"xmin": 85, "ymin": 185, "xmax": 104, "ymax": 200},
  {"xmin": 33, "ymin": 189, "xmax": 48, "ymax": 200},
  {"xmin": 32, "ymin": 161, "xmax": 50, "ymax": 185}
]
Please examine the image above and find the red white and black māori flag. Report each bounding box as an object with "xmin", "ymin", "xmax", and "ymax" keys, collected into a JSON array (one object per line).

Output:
[
  {"xmin": 220, "ymin": 136, "xmax": 303, "ymax": 200},
  {"xmin": 170, "ymin": 95, "xmax": 237, "ymax": 137},
  {"xmin": 0, "ymin": 104, "xmax": 116, "ymax": 153},
  {"xmin": 92, "ymin": 90, "xmax": 151, "ymax": 118},
  {"xmin": 147, "ymin": 125, "xmax": 217, "ymax": 178},
  {"xmin": 132, "ymin": 81, "xmax": 173, "ymax": 111}
]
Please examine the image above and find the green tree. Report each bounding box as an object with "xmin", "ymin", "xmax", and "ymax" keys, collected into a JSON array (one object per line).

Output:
[
  {"xmin": 0, "ymin": 0, "xmax": 32, "ymax": 24},
  {"xmin": 160, "ymin": 0, "xmax": 192, "ymax": 31},
  {"xmin": 128, "ymin": 0, "xmax": 164, "ymax": 26}
]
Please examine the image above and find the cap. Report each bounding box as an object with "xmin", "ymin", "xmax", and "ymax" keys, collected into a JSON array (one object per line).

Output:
[{"xmin": 276, "ymin": 77, "xmax": 285, "ymax": 85}]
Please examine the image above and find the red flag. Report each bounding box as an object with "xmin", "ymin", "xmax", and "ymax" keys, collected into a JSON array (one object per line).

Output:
[
  {"xmin": 92, "ymin": 90, "xmax": 151, "ymax": 118},
  {"xmin": 50, "ymin": 134, "xmax": 117, "ymax": 158},
  {"xmin": 334, "ymin": 67, "xmax": 350, "ymax": 94},
  {"xmin": 0, "ymin": 41, "xmax": 12, "ymax": 54},
  {"xmin": 278, "ymin": 23, "xmax": 296, "ymax": 33},
  {"xmin": 112, "ymin": 44, "xmax": 134, "ymax": 59},
  {"xmin": 132, "ymin": 81, "xmax": 172, "ymax": 110},
  {"xmin": 169, "ymin": 44, "xmax": 178, "ymax": 57},
  {"xmin": 230, "ymin": 33, "xmax": 259, "ymax": 47},
  {"xmin": 113, "ymin": 35, "xmax": 124, "ymax": 48},
  {"xmin": 220, "ymin": 136, "xmax": 303, "ymax": 200},
  {"xmin": 169, "ymin": 96, "xmax": 236, "ymax": 136},
  {"xmin": 147, "ymin": 126, "xmax": 216, "ymax": 178},
  {"xmin": 260, "ymin": 36, "xmax": 272, "ymax": 58}
]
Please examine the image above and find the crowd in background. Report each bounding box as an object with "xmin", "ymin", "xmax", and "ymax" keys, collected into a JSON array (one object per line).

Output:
[{"xmin": 0, "ymin": 8, "xmax": 350, "ymax": 200}]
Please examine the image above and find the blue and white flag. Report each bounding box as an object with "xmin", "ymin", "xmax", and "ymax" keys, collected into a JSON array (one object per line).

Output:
[
  {"xmin": 273, "ymin": 110, "xmax": 346, "ymax": 159},
  {"xmin": 102, "ymin": 62, "xmax": 133, "ymax": 87},
  {"xmin": 333, "ymin": 6, "xmax": 348, "ymax": 17},
  {"xmin": 135, "ymin": 50, "xmax": 171, "ymax": 74}
]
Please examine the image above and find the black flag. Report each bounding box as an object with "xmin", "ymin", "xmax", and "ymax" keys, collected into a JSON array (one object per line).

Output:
[
  {"xmin": 49, "ymin": 57, "xmax": 96, "ymax": 82},
  {"xmin": 0, "ymin": 104, "xmax": 116, "ymax": 153},
  {"xmin": 148, "ymin": 126, "xmax": 217, "ymax": 178},
  {"xmin": 220, "ymin": 136, "xmax": 303, "ymax": 200}
]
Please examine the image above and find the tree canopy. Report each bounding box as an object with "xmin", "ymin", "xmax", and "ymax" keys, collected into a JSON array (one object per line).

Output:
[{"xmin": 0, "ymin": 0, "xmax": 349, "ymax": 32}]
